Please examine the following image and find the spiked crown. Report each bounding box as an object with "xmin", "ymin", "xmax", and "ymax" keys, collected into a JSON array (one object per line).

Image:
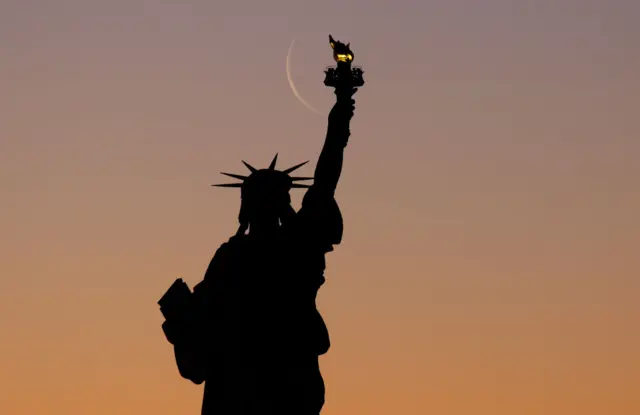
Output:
[{"xmin": 212, "ymin": 154, "xmax": 312, "ymax": 197}]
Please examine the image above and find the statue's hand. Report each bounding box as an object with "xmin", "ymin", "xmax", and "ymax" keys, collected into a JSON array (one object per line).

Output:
[
  {"xmin": 329, "ymin": 88, "xmax": 356, "ymax": 127},
  {"xmin": 334, "ymin": 86, "xmax": 357, "ymax": 106}
]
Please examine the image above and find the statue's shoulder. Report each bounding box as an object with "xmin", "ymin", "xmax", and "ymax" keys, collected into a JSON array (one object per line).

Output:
[
  {"xmin": 202, "ymin": 235, "xmax": 247, "ymax": 282},
  {"xmin": 225, "ymin": 233, "xmax": 249, "ymax": 252},
  {"xmin": 214, "ymin": 234, "xmax": 247, "ymax": 254},
  {"xmin": 295, "ymin": 187, "xmax": 343, "ymax": 247}
]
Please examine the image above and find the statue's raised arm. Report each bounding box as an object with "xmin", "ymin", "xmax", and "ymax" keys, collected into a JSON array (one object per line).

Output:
[
  {"xmin": 312, "ymin": 88, "xmax": 356, "ymax": 196},
  {"xmin": 314, "ymin": 34, "xmax": 363, "ymax": 196}
]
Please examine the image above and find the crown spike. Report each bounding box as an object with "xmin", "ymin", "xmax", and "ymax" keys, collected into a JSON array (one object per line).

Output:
[
  {"xmin": 242, "ymin": 160, "xmax": 257, "ymax": 173},
  {"xmin": 283, "ymin": 160, "xmax": 309, "ymax": 174},
  {"xmin": 291, "ymin": 177, "xmax": 313, "ymax": 181},
  {"xmin": 269, "ymin": 153, "xmax": 278, "ymax": 170},
  {"xmin": 291, "ymin": 183, "xmax": 311, "ymax": 188},
  {"xmin": 221, "ymin": 172, "xmax": 247, "ymax": 181},
  {"xmin": 212, "ymin": 183, "xmax": 243, "ymax": 188}
]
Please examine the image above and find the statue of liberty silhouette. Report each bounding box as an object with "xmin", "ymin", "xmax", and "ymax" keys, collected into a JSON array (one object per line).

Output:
[{"xmin": 159, "ymin": 36, "xmax": 360, "ymax": 415}]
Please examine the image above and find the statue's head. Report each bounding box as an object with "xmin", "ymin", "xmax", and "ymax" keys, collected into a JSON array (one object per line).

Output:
[
  {"xmin": 240, "ymin": 169, "xmax": 293, "ymax": 220},
  {"xmin": 212, "ymin": 154, "xmax": 312, "ymax": 235}
]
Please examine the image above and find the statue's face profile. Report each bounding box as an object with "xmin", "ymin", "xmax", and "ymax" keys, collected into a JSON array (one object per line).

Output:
[{"xmin": 241, "ymin": 170, "xmax": 292, "ymax": 221}]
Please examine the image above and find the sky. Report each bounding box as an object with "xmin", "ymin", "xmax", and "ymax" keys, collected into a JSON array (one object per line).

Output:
[{"xmin": 1, "ymin": 0, "xmax": 639, "ymax": 414}]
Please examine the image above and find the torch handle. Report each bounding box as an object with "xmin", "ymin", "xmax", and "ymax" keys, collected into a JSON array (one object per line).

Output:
[{"xmin": 335, "ymin": 85, "xmax": 357, "ymax": 106}]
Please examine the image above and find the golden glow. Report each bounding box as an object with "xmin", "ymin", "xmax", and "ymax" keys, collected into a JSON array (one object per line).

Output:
[
  {"xmin": 329, "ymin": 36, "xmax": 354, "ymax": 63},
  {"xmin": 336, "ymin": 53, "xmax": 353, "ymax": 63}
]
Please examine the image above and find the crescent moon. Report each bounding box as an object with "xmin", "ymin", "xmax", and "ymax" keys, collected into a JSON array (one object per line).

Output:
[{"xmin": 286, "ymin": 39, "xmax": 322, "ymax": 115}]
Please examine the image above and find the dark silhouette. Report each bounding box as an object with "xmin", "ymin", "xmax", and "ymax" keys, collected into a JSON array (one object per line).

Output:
[{"xmin": 158, "ymin": 34, "xmax": 362, "ymax": 415}]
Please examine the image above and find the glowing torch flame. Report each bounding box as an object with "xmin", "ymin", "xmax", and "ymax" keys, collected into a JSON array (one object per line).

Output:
[{"xmin": 329, "ymin": 35, "xmax": 354, "ymax": 63}]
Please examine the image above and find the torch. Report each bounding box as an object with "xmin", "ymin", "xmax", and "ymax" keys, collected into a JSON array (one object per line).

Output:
[{"xmin": 324, "ymin": 35, "xmax": 365, "ymax": 96}]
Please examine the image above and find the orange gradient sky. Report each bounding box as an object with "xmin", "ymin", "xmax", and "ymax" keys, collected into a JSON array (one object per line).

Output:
[{"xmin": 2, "ymin": 1, "xmax": 639, "ymax": 414}]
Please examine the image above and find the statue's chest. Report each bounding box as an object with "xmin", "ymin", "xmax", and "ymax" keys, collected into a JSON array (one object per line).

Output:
[
  {"xmin": 226, "ymin": 241, "xmax": 296, "ymax": 290},
  {"xmin": 220, "ymin": 237, "xmax": 324, "ymax": 307},
  {"xmin": 236, "ymin": 241, "xmax": 287, "ymax": 272}
]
